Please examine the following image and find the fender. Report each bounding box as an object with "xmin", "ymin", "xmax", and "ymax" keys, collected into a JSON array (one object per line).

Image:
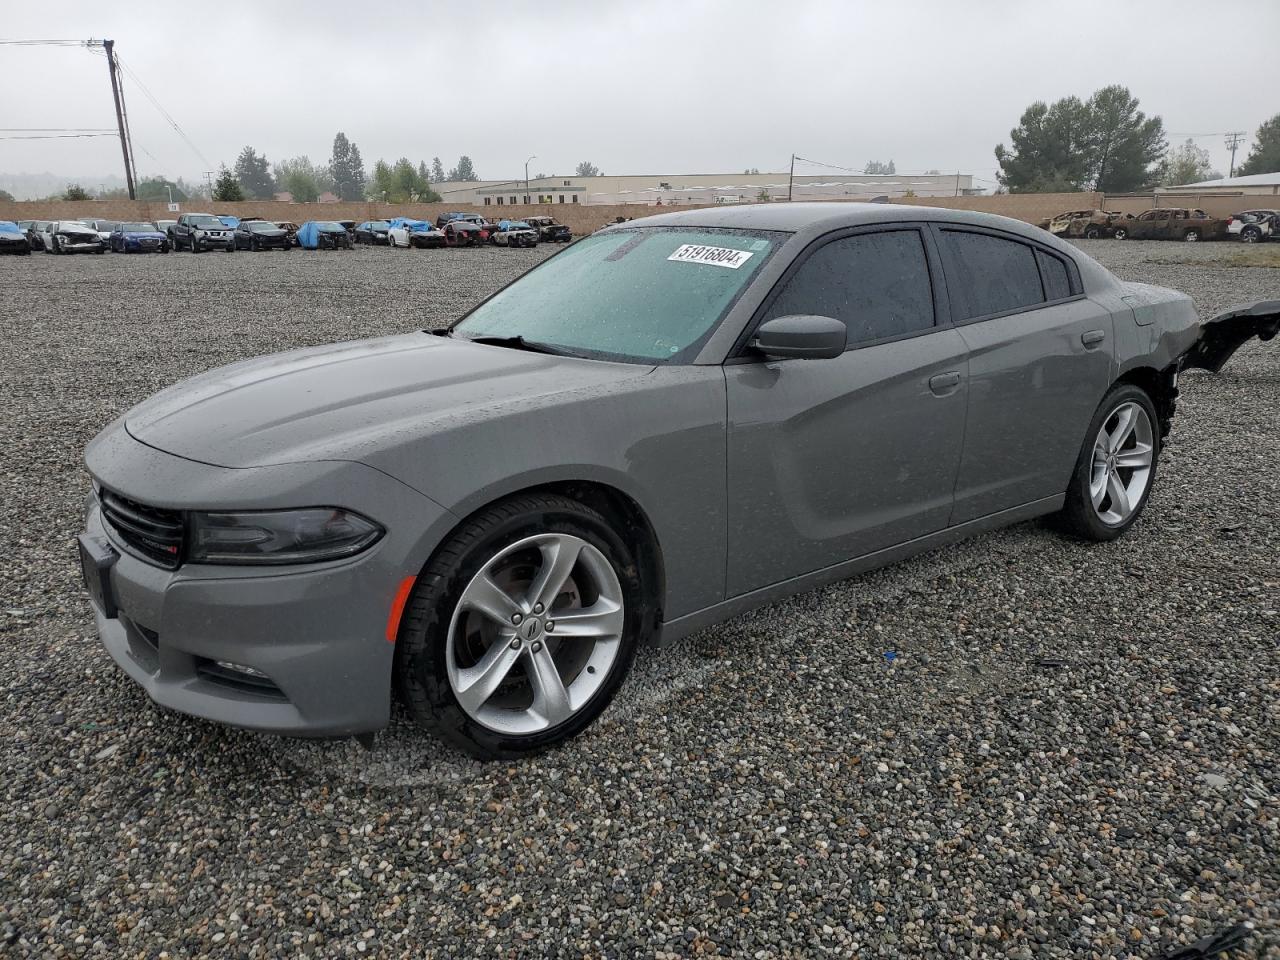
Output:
[{"xmin": 1182, "ymin": 299, "xmax": 1280, "ymax": 373}]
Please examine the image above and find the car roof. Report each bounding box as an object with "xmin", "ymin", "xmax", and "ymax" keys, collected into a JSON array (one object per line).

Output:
[{"xmin": 627, "ymin": 201, "xmax": 1058, "ymax": 243}]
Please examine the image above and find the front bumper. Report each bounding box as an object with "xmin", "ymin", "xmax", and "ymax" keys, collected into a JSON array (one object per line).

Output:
[
  {"xmin": 81, "ymin": 426, "xmax": 455, "ymax": 736},
  {"xmin": 125, "ymin": 238, "xmax": 166, "ymax": 252},
  {"xmin": 195, "ymin": 232, "xmax": 233, "ymax": 245},
  {"xmin": 58, "ymin": 240, "xmax": 103, "ymax": 253}
]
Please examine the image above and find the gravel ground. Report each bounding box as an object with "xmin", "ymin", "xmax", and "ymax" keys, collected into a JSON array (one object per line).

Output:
[{"xmin": 1, "ymin": 240, "xmax": 1277, "ymax": 958}]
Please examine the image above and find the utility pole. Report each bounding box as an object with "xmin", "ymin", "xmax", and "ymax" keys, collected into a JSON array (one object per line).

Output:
[
  {"xmin": 102, "ymin": 39, "xmax": 137, "ymax": 199},
  {"xmin": 525, "ymin": 155, "xmax": 536, "ymax": 205},
  {"xmin": 954, "ymin": 171, "xmax": 960, "ymax": 197},
  {"xmin": 203, "ymin": 171, "xmax": 215, "ymax": 199},
  {"xmin": 787, "ymin": 154, "xmax": 794, "ymax": 202},
  {"xmin": 1224, "ymin": 132, "xmax": 1245, "ymax": 178}
]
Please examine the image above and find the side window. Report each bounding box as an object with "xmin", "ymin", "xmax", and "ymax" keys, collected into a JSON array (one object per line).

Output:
[
  {"xmin": 765, "ymin": 230, "xmax": 935, "ymax": 347},
  {"xmin": 939, "ymin": 230, "xmax": 1044, "ymax": 320},
  {"xmin": 1036, "ymin": 249, "xmax": 1072, "ymax": 301}
]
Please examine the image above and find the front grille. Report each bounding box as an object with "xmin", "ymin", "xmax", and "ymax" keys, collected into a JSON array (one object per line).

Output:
[{"xmin": 100, "ymin": 488, "xmax": 185, "ymax": 569}]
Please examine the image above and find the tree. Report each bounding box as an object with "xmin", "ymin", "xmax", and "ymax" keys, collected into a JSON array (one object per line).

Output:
[
  {"xmin": 212, "ymin": 166, "xmax": 245, "ymax": 201},
  {"xmin": 135, "ymin": 177, "xmax": 187, "ymax": 202},
  {"xmin": 431, "ymin": 157, "xmax": 446, "ymax": 182},
  {"xmin": 328, "ymin": 132, "xmax": 366, "ymax": 201},
  {"xmin": 995, "ymin": 86, "xmax": 1165, "ymax": 193},
  {"xmin": 368, "ymin": 159, "xmax": 395, "ymax": 201},
  {"xmin": 1238, "ymin": 113, "xmax": 1280, "ymax": 176},
  {"xmin": 1161, "ymin": 138, "xmax": 1216, "ymax": 186},
  {"xmin": 447, "ymin": 156, "xmax": 479, "ymax": 181},
  {"xmin": 62, "ymin": 184, "xmax": 91, "ymax": 201},
  {"xmin": 273, "ymin": 156, "xmax": 330, "ymax": 202},
  {"xmin": 0, "ymin": 188, "xmax": 14, "ymax": 202},
  {"xmin": 743, "ymin": 167, "xmax": 760, "ymax": 175},
  {"xmin": 575, "ymin": 161, "xmax": 601, "ymax": 177},
  {"xmin": 234, "ymin": 146, "xmax": 275, "ymax": 199},
  {"xmin": 863, "ymin": 160, "xmax": 896, "ymax": 175},
  {"xmin": 756, "ymin": 188, "xmax": 771, "ymax": 201}
]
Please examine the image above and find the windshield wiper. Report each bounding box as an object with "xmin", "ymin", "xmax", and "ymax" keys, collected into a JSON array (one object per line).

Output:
[{"xmin": 462, "ymin": 334, "xmax": 580, "ymax": 358}]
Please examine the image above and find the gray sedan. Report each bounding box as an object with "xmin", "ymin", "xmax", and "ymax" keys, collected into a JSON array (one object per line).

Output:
[{"xmin": 79, "ymin": 204, "xmax": 1279, "ymax": 758}]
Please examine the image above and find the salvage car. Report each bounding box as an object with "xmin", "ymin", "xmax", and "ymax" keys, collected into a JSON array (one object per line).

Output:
[
  {"xmin": 77, "ymin": 203, "xmax": 1279, "ymax": 758},
  {"xmin": 0, "ymin": 220, "xmax": 32, "ymax": 255},
  {"xmin": 1226, "ymin": 210, "xmax": 1277, "ymax": 244},
  {"xmin": 44, "ymin": 221, "xmax": 104, "ymax": 254},
  {"xmin": 355, "ymin": 220, "xmax": 392, "ymax": 245},
  {"xmin": 297, "ymin": 221, "xmax": 353, "ymax": 250},
  {"xmin": 1040, "ymin": 209, "xmax": 1132, "ymax": 240},
  {"xmin": 441, "ymin": 219, "xmax": 486, "ymax": 246},
  {"xmin": 234, "ymin": 220, "xmax": 291, "ymax": 251},
  {"xmin": 388, "ymin": 218, "xmax": 446, "ymax": 249},
  {"xmin": 24, "ymin": 220, "xmax": 51, "ymax": 252},
  {"xmin": 275, "ymin": 221, "xmax": 301, "ymax": 247},
  {"xmin": 1113, "ymin": 208, "xmax": 1227, "ymax": 242},
  {"xmin": 170, "ymin": 213, "xmax": 236, "ymax": 253},
  {"xmin": 523, "ymin": 215, "xmax": 573, "ymax": 243},
  {"xmin": 88, "ymin": 220, "xmax": 122, "ymax": 246},
  {"xmin": 490, "ymin": 219, "xmax": 540, "ymax": 247},
  {"xmin": 109, "ymin": 221, "xmax": 170, "ymax": 254}
]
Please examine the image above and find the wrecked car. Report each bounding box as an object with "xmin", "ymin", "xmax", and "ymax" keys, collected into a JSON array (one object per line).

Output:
[
  {"xmin": 77, "ymin": 203, "xmax": 1278, "ymax": 759},
  {"xmin": 388, "ymin": 219, "xmax": 447, "ymax": 249},
  {"xmin": 490, "ymin": 220, "xmax": 540, "ymax": 247},
  {"xmin": 441, "ymin": 219, "xmax": 486, "ymax": 247},
  {"xmin": 1226, "ymin": 210, "xmax": 1277, "ymax": 244},
  {"xmin": 296, "ymin": 221, "xmax": 353, "ymax": 250},
  {"xmin": 523, "ymin": 215, "xmax": 573, "ymax": 243},
  {"xmin": 1040, "ymin": 209, "xmax": 1133, "ymax": 240},
  {"xmin": 0, "ymin": 221, "xmax": 31, "ymax": 255},
  {"xmin": 44, "ymin": 221, "xmax": 104, "ymax": 255},
  {"xmin": 1114, "ymin": 208, "xmax": 1228, "ymax": 242}
]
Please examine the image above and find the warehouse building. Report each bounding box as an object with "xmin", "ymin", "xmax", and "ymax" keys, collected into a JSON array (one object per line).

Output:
[
  {"xmin": 1155, "ymin": 172, "xmax": 1280, "ymax": 197},
  {"xmin": 431, "ymin": 171, "xmax": 979, "ymax": 207}
]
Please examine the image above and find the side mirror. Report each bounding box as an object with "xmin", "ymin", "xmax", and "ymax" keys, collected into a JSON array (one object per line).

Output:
[{"xmin": 750, "ymin": 315, "xmax": 846, "ymax": 360}]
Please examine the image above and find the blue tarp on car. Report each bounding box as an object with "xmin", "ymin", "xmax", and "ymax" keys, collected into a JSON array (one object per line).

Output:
[
  {"xmin": 216, "ymin": 216, "xmax": 240, "ymax": 228},
  {"xmin": 388, "ymin": 218, "xmax": 432, "ymax": 232},
  {"xmin": 0, "ymin": 221, "xmax": 23, "ymax": 235},
  {"xmin": 296, "ymin": 221, "xmax": 347, "ymax": 249}
]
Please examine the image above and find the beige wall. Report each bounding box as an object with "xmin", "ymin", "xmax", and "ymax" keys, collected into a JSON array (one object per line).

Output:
[
  {"xmin": 1103, "ymin": 194, "xmax": 1278, "ymax": 217},
  {"xmin": 8, "ymin": 191, "xmax": 1263, "ymax": 233}
]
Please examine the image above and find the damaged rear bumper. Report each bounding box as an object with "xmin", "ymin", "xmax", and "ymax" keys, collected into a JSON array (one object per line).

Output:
[{"xmin": 1183, "ymin": 299, "xmax": 1280, "ymax": 373}]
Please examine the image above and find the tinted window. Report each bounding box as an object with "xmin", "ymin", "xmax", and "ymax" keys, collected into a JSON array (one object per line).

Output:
[
  {"xmin": 940, "ymin": 231, "xmax": 1044, "ymax": 320},
  {"xmin": 765, "ymin": 230, "xmax": 935, "ymax": 346},
  {"xmin": 1036, "ymin": 250, "xmax": 1071, "ymax": 301}
]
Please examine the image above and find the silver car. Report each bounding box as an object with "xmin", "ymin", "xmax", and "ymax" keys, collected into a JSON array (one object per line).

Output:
[{"xmin": 79, "ymin": 203, "xmax": 1279, "ymax": 757}]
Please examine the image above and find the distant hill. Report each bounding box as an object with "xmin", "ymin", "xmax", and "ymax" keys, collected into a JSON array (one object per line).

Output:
[{"xmin": 0, "ymin": 172, "xmax": 130, "ymax": 201}]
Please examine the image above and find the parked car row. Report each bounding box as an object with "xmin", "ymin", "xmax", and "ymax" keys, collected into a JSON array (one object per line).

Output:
[
  {"xmin": 1038, "ymin": 207, "xmax": 1280, "ymax": 243},
  {"xmin": 363, "ymin": 212, "xmax": 574, "ymax": 250}
]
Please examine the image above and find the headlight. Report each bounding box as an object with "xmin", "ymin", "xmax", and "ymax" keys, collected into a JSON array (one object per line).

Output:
[{"xmin": 188, "ymin": 508, "xmax": 383, "ymax": 565}]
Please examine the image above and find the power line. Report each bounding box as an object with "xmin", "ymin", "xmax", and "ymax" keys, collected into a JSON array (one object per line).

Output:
[
  {"xmin": 0, "ymin": 133, "xmax": 118, "ymax": 140},
  {"xmin": 1224, "ymin": 131, "xmax": 1246, "ymax": 178},
  {"xmin": 0, "ymin": 127, "xmax": 117, "ymax": 132},
  {"xmin": 114, "ymin": 56, "xmax": 213, "ymax": 170}
]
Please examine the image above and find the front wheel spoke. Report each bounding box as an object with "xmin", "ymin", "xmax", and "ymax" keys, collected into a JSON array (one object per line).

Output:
[
  {"xmin": 1089, "ymin": 470, "xmax": 1108, "ymax": 508},
  {"xmin": 549, "ymin": 600, "xmax": 624, "ymax": 638},
  {"xmin": 527, "ymin": 645, "xmax": 573, "ymax": 724},
  {"xmin": 1106, "ymin": 471, "xmax": 1131, "ymax": 517},
  {"xmin": 1113, "ymin": 441, "xmax": 1153, "ymax": 469},
  {"xmin": 528, "ymin": 538, "xmax": 581, "ymax": 610},
  {"xmin": 1107, "ymin": 406, "xmax": 1136, "ymax": 452},
  {"xmin": 453, "ymin": 640, "xmax": 521, "ymax": 714},
  {"xmin": 462, "ymin": 573, "xmax": 522, "ymax": 625}
]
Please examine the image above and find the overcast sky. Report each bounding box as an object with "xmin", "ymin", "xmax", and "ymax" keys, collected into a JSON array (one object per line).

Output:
[{"xmin": 3, "ymin": 0, "xmax": 1277, "ymax": 191}]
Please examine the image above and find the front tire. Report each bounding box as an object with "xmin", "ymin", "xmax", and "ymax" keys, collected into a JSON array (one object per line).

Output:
[
  {"xmin": 1057, "ymin": 384, "xmax": 1160, "ymax": 542},
  {"xmin": 1183, "ymin": 229, "xmax": 1200, "ymax": 242},
  {"xmin": 395, "ymin": 494, "xmax": 642, "ymax": 759},
  {"xmin": 1112, "ymin": 227, "xmax": 1128, "ymax": 240},
  {"xmin": 1084, "ymin": 225, "xmax": 1102, "ymax": 239},
  {"xmin": 1240, "ymin": 226, "xmax": 1261, "ymax": 244}
]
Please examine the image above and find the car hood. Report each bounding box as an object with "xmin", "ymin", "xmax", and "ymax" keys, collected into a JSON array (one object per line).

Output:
[
  {"xmin": 124, "ymin": 333, "xmax": 653, "ymax": 469},
  {"xmin": 249, "ymin": 229, "xmax": 287, "ymax": 237},
  {"xmin": 123, "ymin": 231, "xmax": 166, "ymax": 240},
  {"xmin": 60, "ymin": 228, "xmax": 99, "ymax": 238}
]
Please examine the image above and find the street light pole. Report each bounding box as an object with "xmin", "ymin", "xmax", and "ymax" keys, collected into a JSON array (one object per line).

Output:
[{"xmin": 525, "ymin": 155, "xmax": 536, "ymax": 205}]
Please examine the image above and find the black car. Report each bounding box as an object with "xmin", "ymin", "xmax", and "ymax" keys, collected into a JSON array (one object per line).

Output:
[
  {"xmin": 275, "ymin": 221, "xmax": 301, "ymax": 247},
  {"xmin": 0, "ymin": 220, "xmax": 31, "ymax": 255},
  {"xmin": 25, "ymin": 220, "xmax": 51, "ymax": 252},
  {"xmin": 524, "ymin": 215, "xmax": 573, "ymax": 243},
  {"xmin": 355, "ymin": 220, "xmax": 392, "ymax": 245},
  {"xmin": 235, "ymin": 220, "xmax": 292, "ymax": 251}
]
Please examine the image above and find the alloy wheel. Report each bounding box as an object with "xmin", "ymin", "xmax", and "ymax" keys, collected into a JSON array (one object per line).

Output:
[
  {"xmin": 1089, "ymin": 401, "xmax": 1154, "ymax": 526},
  {"xmin": 446, "ymin": 533, "xmax": 625, "ymax": 735}
]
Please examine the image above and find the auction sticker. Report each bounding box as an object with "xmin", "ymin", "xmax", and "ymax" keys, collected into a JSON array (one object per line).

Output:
[{"xmin": 667, "ymin": 244, "xmax": 754, "ymax": 269}]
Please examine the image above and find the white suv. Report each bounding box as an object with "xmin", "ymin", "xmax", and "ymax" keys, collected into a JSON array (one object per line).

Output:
[{"xmin": 1226, "ymin": 210, "xmax": 1277, "ymax": 243}]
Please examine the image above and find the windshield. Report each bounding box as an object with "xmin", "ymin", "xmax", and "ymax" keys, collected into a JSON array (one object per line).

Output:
[
  {"xmin": 122, "ymin": 222, "xmax": 154, "ymax": 232},
  {"xmin": 318, "ymin": 222, "xmax": 344, "ymax": 230},
  {"xmin": 455, "ymin": 227, "xmax": 780, "ymax": 363},
  {"xmin": 189, "ymin": 215, "xmax": 222, "ymax": 227},
  {"xmin": 369, "ymin": 221, "xmax": 390, "ymax": 229},
  {"xmin": 248, "ymin": 221, "xmax": 276, "ymax": 231}
]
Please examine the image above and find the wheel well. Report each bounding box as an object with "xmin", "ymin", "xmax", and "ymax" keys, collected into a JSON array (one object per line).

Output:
[{"xmin": 1115, "ymin": 366, "xmax": 1177, "ymax": 437}]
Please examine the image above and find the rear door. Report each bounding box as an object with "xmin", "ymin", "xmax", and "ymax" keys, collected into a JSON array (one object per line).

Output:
[
  {"xmin": 724, "ymin": 225, "xmax": 969, "ymax": 596},
  {"xmin": 932, "ymin": 226, "xmax": 1115, "ymax": 523}
]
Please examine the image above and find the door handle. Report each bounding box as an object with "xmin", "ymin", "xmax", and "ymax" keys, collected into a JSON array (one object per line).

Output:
[
  {"xmin": 1081, "ymin": 329, "xmax": 1106, "ymax": 347},
  {"xmin": 928, "ymin": 371, "xmax": 962, "ymax": 395}
]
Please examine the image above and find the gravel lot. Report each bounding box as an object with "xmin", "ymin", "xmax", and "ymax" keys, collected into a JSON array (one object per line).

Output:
[{"xmin": 1, "ymin": 240, "xmax": 1277, "ymax": 958}]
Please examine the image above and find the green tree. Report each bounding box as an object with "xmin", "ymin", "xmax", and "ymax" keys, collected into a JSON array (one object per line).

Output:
[
  {"xmin": 447, "ymin": 156, "xmax": 478, "ymax": 181},
  {"xmin": 575, "ymin": 161, "xmax": 601, "ymax": 177},
  {"xmin": 743, "ymin": 167, "xmax": 760, "ymax": 175},
  {"xmin": 995, "ymin": 86, "xmax": 1164, "ymax": 192},
  {"xmin": 863, "ymin": 160, "xmax": 896, "ymax": 175},
  {"xmin": 431, "ymin": 157, "xmax": 446, "ymax": 182},
  {"xmin": 1161, "ymin": 138, "xmax": 1216, "ymax": 186},
  {"xmin": 328, "ymin": 132, "xmax": 366, "ymax": 201},
  {"xmin": 1238, "ymin": 113, "xmax": 1280, "ymax": 176},
  {"xmin": 212, "ymin": 166, "xmax": 245, "ymax": 201},
  {"xmin": 756, "ymin": 187, "xmax": 771, "ymax": 201},
  {"xmin": 273, "ymin": 156, "xmax": 330, "ymax": 202},
  {"xmin": 368, "ymin": 159, "xmax": 395, "ymax": 201},
  {"xmin": 234, "ymin": 146, "xmax": 275, "ymax": 198},
  {"xmin": 0, "ymin": 188, "xmax": 15, "ymax": 202},
  {"xmin": 135, "ymin": 178, "xmax": 187, "ymax": 202},
  {"xmin": 62, "ymin": 184, "xmax": 91, "ymax": 201}
]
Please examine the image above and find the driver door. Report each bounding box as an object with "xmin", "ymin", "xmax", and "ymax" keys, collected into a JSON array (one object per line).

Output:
[{"xmin": 724, "ymin": 226, "xmax": 968, "ymax": 597}]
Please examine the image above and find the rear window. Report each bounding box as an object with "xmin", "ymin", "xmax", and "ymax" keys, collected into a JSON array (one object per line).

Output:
[
  {"xmin": 939, "ymin": 231, "xmax": 1044, "ymax": 320},
  {"xmin": 1036, "ymin": 250, "xmax": 1072, "ymax": 301}
]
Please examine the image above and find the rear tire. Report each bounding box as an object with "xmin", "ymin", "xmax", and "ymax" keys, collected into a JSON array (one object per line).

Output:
[
  {"xmin": 395, "ymin": 493, "xmax": 642, "ymax": 759},
  {"xmin": 1240, "ymin": 226, "xmax": 1261, "ymax": 244},
  {"xmin": 1112, "ymin": 227, "xmax": 1128, "ymax": 240},
  {"xmin": 1183, "ymin": 229, "xmax": 1200, "ymax": 242},
  {"xmin": 1084, "ymin": 225, "xmax": 1102, "ymax": 240},
  {"xmin": 1057, "ymin": 384, "xmax": 1160, "ymax": 542}
]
